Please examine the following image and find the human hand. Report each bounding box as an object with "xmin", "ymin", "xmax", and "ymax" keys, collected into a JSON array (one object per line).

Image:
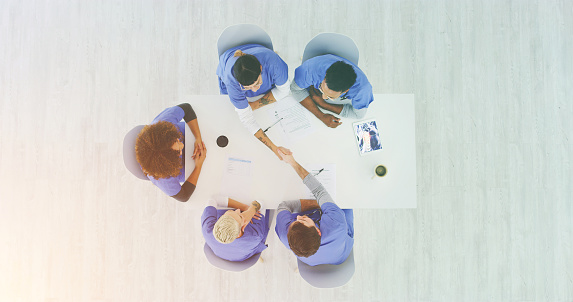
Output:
[
  {"xmin": 278, "ymin": 149, "xmax": 296, "ymax": 166},
  {"xmin": 193, "ymin": 141, "xmax": 207, "ymax": 166},
  {"xmin": 250, "ymin": 211, "xmax": 262, "ymax": 223},
  {"xmin": 320, "ymin": 113, "xmax": 342, "ymax": 128},
  {"xmin": 193, "ymin": 138, "xmax": 203, "ymax": 159},
  {"xmin": 275, "ymin": 146, "xmax": 292, "ymax": 160}
]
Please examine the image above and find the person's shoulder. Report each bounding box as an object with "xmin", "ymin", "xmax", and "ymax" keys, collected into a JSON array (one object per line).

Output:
[
  {"xmin": 321, "ymin": 202, "xmax": 341, "ymax": 211},
  {"xmin": 321, "ymin": 203, "xmax": 347, "ymax": 223}
]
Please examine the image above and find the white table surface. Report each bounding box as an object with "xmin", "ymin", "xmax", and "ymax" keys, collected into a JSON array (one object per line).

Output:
[{"xmin": 184, "ymin": 94, "xmax": 416, "ymax": 209}]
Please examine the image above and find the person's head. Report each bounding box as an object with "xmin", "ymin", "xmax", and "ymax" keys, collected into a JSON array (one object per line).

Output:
[
  {"xmin": 135, "ymin": 121, "xmax": 183, "ymax": 179},
  {"xmin": 232, "ymin": 50, "xmax": 263, "ymax": 92},
  {"xmin": 287, "ymin": 215, "xmax": 322, "ymax": 257},
  {"xmin": 213, "ymin": 209, "xmax": 246, "ymax": 244},
  {"xmin": 319, "ymin": 61, "xmax": 357, "ymax": 100}
]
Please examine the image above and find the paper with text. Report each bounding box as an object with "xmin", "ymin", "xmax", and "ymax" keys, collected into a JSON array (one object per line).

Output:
[
  {"xmin": 304, "ymin": 163, "xmax": 336, "ymax": 201},
  {"xmin": 268, "ymin": 98, "xmax": 316, "ymax": 143},
  {"xmin": 220, "ymin": 155, "xmax": 253, "ymax": 202}
]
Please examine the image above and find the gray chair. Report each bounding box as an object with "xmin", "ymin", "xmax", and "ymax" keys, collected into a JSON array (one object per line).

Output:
[
  {"xmin": 296, "ymin": 209, "xmax": 355, "ymax": 288},
  {"xmin": 302, "ymin": 33, "xmax": 359, "ymax": 65},
  {"xmin": 122, "ymin": 125, "xmax": 148, "ymax": 180},
  {"xmin": 203, "ymin": 209, "xmax": 271, "ymax": 272},
  {"xmin": 217, "ymin": 24, "xmax": 273, "ymax": 57}
]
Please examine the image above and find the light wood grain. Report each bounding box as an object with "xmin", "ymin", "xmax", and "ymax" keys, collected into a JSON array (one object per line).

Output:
[{"xmin": 0, "ymin": 0, "xmax": 572, "ymax": 301}]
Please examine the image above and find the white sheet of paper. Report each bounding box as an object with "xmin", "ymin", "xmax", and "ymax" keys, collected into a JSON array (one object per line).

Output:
[
  {"xmin": 268, "ymin": 98, "xmax": 316, "ymax": 143},
  {"xmin": 304, "ymin": 163, "xmax": 336, "ymax": 201},
  {"xmin": 220, "ymin": 155, "xmax": 254, "ymax": 202}
]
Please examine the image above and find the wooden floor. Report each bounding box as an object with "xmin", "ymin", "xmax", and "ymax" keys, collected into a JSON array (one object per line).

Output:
[{"xmin": 1, "ymin": 0, "xmax": 572, "ymax": 301}]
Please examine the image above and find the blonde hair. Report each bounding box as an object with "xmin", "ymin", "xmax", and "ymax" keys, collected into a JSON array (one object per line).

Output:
[
  {"xmin": 233, "ymin": 50, "xmax": 246, "ymax": 57},
  {"xmin": 213, "ymin": 215, "xmax": 241, "ymax": 244}
]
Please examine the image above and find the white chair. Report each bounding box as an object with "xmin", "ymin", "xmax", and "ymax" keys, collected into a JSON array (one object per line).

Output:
[
  {"xmin": 296, "ymin": 209, "xmax": 355, "ymax": 288},
  {"xmin": 122, "ymin": 125, "xmax": 148, "ymax": 180},
  {"xmin": 203, "ymin": 209, "xmax": 271, "ymax": 272},
  {"xmin": 217, "ymin": 24, "xmax": 273, "ymax": 57},
  {"xmin": 203, "ymin": 243, "xmax": 262, "ymax": 272},
  {"xmin": 302, "ymin": 33, "xmax": 359, "ymax": 65}
]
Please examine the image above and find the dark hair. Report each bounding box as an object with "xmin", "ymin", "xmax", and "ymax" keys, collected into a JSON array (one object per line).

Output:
[
  {"xmin": 232, "ymin": 50, "xmax": 261, "ymax": 86},
  {"xmin": 325, "ymin": 61, "xmax": 357, "ymax": 92},
  {"xmin": 135, "ymin": 121, "xmax": 183, "ymax": 179},
  {"xmin": 287, "ymin": 221, "xmax": 321, "ymax": 257}
]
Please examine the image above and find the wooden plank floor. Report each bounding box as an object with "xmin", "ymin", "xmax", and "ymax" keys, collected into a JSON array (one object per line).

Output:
[{"xmin": 0, "ymin": 0, "xmax": 571, "ymax": 301}]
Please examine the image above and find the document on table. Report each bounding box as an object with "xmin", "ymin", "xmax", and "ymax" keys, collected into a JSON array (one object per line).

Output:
[
  {"xmin": 304, "ymin": 163, "xmax": 336, "ymax": 201},
  {"xmin": 220, "ymin": 155, "xmax": 253, "ymax": 202},
  {"xmin": 268, "ymin": 98, "xmax": 316, "ymax": 142}
]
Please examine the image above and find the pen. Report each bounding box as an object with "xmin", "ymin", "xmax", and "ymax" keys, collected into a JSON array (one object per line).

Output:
[
  {"xmin": 263, "ymin": 117, "xmax": 284, "ymax": 133},
  {"xmin": 314, "ymin": 168, "xmax": 324, "ymax": 176}
]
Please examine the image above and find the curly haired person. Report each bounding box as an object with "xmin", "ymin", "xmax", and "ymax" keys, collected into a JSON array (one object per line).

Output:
[{"xmin": 136, "ymin": 103, "xmax": 206, "ymax": 202}]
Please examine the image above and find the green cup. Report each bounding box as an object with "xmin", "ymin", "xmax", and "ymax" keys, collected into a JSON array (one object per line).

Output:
[{"xmin": 375, "ymin": 165, "xmax": 387, "ymax": 177}]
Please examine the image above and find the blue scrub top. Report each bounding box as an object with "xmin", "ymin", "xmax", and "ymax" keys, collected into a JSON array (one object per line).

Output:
[
  {"xmin": 294, "ymin": 54, "xmax": 374, "ymax": 110},
  {"xmin": 275, "ymin": 202, "xmax": 354, "ymax": 266},
  {"xmin": 202, "ymin": 207, "xmax": 269, "ymax": 261},
  {"xmin": 216, "ymin": 44, "xmax": 288, "ymax": 110},
  {"xmin": 146, "ymin": 106, "xmax": 186, "ymax": 196}
]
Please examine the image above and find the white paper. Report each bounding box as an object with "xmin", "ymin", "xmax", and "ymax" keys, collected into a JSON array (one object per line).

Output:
[
  {"xmin": 304, "ymin": 163, "xmax": 336, "ymax": 201},
  {"xmin": 220, "ymin": 155, "xmax": 254, "ymax": 202},
  {"xmin": 268, "ymin": 98, "xmax": 316, "ymax": 142}
]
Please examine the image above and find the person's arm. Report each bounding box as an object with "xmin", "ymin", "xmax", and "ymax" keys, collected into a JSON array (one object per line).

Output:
[
  {"xmin": 254, "ymin": 129, "xmax": 291, "ymax": 160},
  {"xmin": 302, "ymin": 174, "xmax": 335, "ymax": 206},
  {"xmin": 339, "ymin": 104, "xmax": 367, "ymax": 119},
  {"xmin": 279, "ymin": 150, "xmax": 335, "ymax": 206},
  {"xmin": 277, "ymin": 200, "xmax": 302, "ymax": 214},
  {"xmin": 278, "ymin": 149, "xmax": 309, "ymax": 180},
  {"xmin": 171, "ymin": 139, "xmax": 207, "ymax": 202},
  {"xmin": 248, "ymin": 91, "xmax": 276, "ymax": 110},
  {"xmin": 227, "ymin": 198, "xmax": 250, "ymax": 211},
  {"xmin": 300, "ymin": 93, "xmax": 342, "ymax": 128},
  {"xmin": 270, "ymin": 79, "xmax": 291, "ymax": 100},
  {"xmin": 235, "ymin": 106, "xmax": 291, "ymax": 159},
  {"xmin": 300, "ymin": 199, "xmax": 320, "ymax": 211},
  {"xmin": 308, "ymin": 86, "xmax": 344, "ymax": 114},
  {"xmin": 177, "ymin": 103, "xmax": 204, "ymax": 159}
]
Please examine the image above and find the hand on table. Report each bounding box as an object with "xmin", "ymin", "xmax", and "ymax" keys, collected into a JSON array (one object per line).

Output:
[
  {"xmin": 193, "ymin": 139, "xmax": 205, "ymax": 159},
  {"xmin": 320, "ymin": 113, "xmax": 342, "ymax": 128},
  {"xmin": 193, "ymin": 141, "xmax": 207, "ymax": 166}
]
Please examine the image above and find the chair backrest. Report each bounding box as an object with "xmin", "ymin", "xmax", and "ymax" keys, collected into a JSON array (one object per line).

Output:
[
  {"xmin": 302, "ymin": 33, "xmax": 359, "ymax": 65},
  {"xmin": 203, "ymin": 243, "xmax": 261, "ymax": 272},
  {"xmin": 217, "ymin": 24, "xmax": 273, "ymax": 57},
  {"xmin": 123, "ymin": 125, "xmax": 149, "ymax": 180},
  {"xmin": 297, "ymin": 249, "xmax": 355, "ymax": 288},
  {"xmin": 203, "ymin": 209, "xmax": 271, "ymax": 272}
]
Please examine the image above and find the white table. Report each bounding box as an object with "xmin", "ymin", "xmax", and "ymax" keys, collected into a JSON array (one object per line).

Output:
[{"xmin": 184, "ymin": 94, "xmax": 416, "ymax": 209}]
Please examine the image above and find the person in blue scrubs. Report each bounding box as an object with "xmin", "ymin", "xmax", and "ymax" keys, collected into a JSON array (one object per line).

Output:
[
  {"xmin": 202, "ymin": 196, "xmax": 268, "ymax": 261},
  {"xmin": 216, "ymin": 44, "xmax": 291, "ymax": 159},
  {"xmin": 291, "ymin": 54, "xmax": 374, "ymax": 128},
  {"xmin": 135, "ymin": 104, "xmax": 206, "ymax": 202},
  {"xmin": 274, "ymin": 150, "xmax": 354, "ymax": 266}
]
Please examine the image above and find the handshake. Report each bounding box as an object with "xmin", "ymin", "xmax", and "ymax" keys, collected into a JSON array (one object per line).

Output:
[{"xmin": 276, "ymin": 147, "xmax": 296, "ymax": 166}]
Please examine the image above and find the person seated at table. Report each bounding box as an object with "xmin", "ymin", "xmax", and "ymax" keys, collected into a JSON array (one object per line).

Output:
[
  {"xmin": 290, "ymin": 54, "xmax": 374, "ymax": 128},
  {"xmin": 216, "ymin": 44, "xmax": 291, "ymax": 159},
  {"xmin": 275, "ymin": 150, "xmax": 354, "ymax": 266},
  {"xmin": 135, "ymin": 104, "xmax": 206, "ymax": 202},
  {"xmin": 202, "ymin": 196, "xmax": 268, "ymax": 261}
]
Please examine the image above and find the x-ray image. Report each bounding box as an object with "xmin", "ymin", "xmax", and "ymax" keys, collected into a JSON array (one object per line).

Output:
[{"xmin": 353, "ymin": 119, "xmax": 382, "ymax": 155}]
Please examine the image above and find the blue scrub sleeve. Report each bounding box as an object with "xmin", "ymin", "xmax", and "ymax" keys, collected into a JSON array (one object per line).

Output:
[{"xmin": 201, "ymin": 206, "xmax": 218, "ymax": 236}]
